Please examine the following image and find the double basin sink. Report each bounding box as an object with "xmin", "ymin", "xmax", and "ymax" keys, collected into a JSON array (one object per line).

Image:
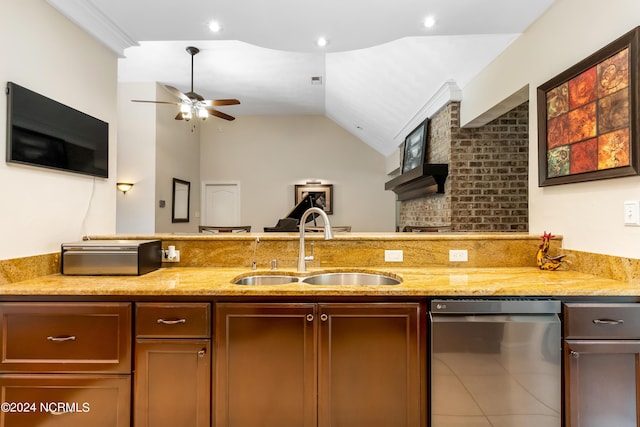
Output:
[{"xmin": 233, "ymin": 271, "xmax": 402, "ymax": 286}]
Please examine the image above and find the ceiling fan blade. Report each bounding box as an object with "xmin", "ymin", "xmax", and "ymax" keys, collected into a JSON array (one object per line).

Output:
[
  {"xmin": 131, "ymin": 99, "xmax": 180, "ymax": 105},
  {"xmin": 163, "ymin": 85, "xmax": 191, "ymax": 103},
  {"xmin": 206, "ymin": 107, "xmax": 235, "ymax": 121},
  {"xmin": 205, "ymin": 99, "xmax": 241, "ymax": 106}
]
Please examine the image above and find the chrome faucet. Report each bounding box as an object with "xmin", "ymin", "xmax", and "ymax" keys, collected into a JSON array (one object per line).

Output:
[{"xmin": 297, "ymin": 207, "xmax": 333, "ymax": 272}]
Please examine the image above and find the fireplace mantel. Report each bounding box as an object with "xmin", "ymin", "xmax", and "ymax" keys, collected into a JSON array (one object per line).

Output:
[{"xmin": 384, "ymin": 164, "xmax": 448, "ymax": 201}]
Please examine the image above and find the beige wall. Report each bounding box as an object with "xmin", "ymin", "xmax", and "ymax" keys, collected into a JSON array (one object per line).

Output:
[
  {"xmin": 0, "ymin": 0, "xmax": 118, "ymax": 259},
  {"xmin": 154, "ymin": 85, "xmax": 201, "ymax": 233},
  {"xmin": 462, "ymin": 0, "xmax": 640, "ymax": 259},
  {"xmin": 117, "ymin": 82, "xmax": 201, "ymax": 233},
  {"xmin": 116, "ymin": 82, "xmax": 156, "ymax": 233},
  {"xmin": 199, "ymin": 115, "xmax": 396, "ymax": 232}
]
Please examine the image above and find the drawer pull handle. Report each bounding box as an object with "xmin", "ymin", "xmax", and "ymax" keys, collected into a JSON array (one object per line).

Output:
[
  {"xmin": 306, "ymin": 314, "xmax": 314, "ymax": 322},
  {"xmin": 593, "ymin": 319, "xmax": 624, "ymax": 325},
  {"xmin": 47, "ymin": 335, "xmax": 76, "ymax": 342},
  {"xmin": 157, "ymin": 318, "xmax": 187, "ymax": 325},
  {"xmin": 570, "ymin": 350, "xmax": 580, "ymax": 359},
  {"xmin": 320, "ymin": 313, "xmax": 328, "ymax": 322},
  {"xmin": 198, "ymin": 348, "xmax": 207, "ymax": 358}
]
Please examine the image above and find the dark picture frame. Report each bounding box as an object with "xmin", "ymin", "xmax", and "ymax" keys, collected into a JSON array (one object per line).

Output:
[
  {"xmin": 295, "ymin": 184, "xmax": 333, "ymax": 214},
  {"xmin": 171, "ymin": 178, "xmax": 190, "ymax": 223},
  {"xmin": 401, "ymin": 118, "xmax": 429, "ymax": 174},
  {"xmin": 537, "ymin": 26, "xmax": 640, "ymax": 186}
]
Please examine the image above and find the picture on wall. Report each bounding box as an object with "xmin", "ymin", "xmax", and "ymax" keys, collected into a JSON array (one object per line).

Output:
[
  {"xmin": 172, "ymin": 178, "xmax": 190, "ymax": 223},
  {"xmin": 401, "ymin": 118, "xmax": 429, "ymax": 174},
  {"xmin": 537, "ymin": 26, "xmax": 640, "ymax": 186},
  {"xmin": 295, "ymin": 184, "xmax": 333, "ymax": 214}
]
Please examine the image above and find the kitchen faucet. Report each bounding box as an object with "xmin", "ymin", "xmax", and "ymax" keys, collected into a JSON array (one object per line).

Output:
[{"xmin": 297, "ymin": 207, "xmax": 333, "ymax": 272}]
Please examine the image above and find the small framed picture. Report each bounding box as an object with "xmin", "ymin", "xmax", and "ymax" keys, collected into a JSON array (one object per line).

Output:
[
  {"xmin": 295, "ymin": 184, "xmax": 333, "ymax": 214},
  {"xmin": 402, "ymin": 119, "xmax": 429, "ymax": 174}
]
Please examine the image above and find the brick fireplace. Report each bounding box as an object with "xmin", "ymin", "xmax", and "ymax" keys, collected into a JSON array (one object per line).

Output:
[{"xmin": 397, "ymin": 101, "xmax": 529, "ymax": 232}]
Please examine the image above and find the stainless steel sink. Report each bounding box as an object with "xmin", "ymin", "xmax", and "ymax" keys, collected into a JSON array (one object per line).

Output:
[
  {"xmin": 301, "ymin": 272, "xmax": 401, "ymax": 286},
  {"xmin": 233, "ymin": 275, "xmax": 299, "ymax": 285}
]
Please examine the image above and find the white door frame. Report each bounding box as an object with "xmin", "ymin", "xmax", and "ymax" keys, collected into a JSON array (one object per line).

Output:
[{"xmin": 201, "ymin": 181, "xmax": 241, "ymax": 226}]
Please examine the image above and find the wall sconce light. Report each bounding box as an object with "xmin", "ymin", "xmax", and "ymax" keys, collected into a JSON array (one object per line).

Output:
[{"xmin": 117, "ymin": 182, "xmax": 134, "ymax": 194}]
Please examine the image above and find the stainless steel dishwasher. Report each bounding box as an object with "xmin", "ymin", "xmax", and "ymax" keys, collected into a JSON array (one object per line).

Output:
[{"xmin": 430, "ymin": 299, "xmax": 561, "ymax": 427}]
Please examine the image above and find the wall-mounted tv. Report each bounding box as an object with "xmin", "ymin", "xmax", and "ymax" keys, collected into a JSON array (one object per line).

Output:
[{"xmin": 6, "ymin": 82, "xmax": 109, "ymax": 178}]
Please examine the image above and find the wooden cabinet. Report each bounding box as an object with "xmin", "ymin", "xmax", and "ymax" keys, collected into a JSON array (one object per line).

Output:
[
  {"xmin": 0, "ymin": 374, "xmax": 131, "ymax": 426},
  {"xmin": 318, "ymin": 304, "xmax": 424, "ymax": 427},
  {"xmin": 0, "ymin": 302, "xmax": 132, "ymax": 427},
  {"xmin": 564, "ymin": 303, "xmax": 640, "ymax": 427},
  {"xmin": 215, "ymin": 303, "xmax": 316, "ymax": 427},
  {"xmin": 134, "ymin": 303, "xmax": 211, "ymax": 427},
  {"xmin": 215, "ymin": 302, "xmax": 425, "ymax": 427},
  {"xmin": 0, "ymin": 302, "xmax": 131, "ymax": 373}
]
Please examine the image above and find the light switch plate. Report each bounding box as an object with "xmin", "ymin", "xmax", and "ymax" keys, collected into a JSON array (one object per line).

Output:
[
  {"xmin": 624, "ymin": 200, "xmax": 640, "ymax": 226},
  {"xmin": 384, "ymin": 250, "xmax": 403, "ymax": 262}
]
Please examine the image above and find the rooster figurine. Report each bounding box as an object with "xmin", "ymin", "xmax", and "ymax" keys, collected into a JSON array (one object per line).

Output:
[{"xmin": 536, "ymin": 232, "xmax": 567, "ymax": 271}]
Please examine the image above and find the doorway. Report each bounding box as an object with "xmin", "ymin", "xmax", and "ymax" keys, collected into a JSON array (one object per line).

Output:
[{"xmin": 201, "ymin": 182, "xmax": 241, "ymax": 226}]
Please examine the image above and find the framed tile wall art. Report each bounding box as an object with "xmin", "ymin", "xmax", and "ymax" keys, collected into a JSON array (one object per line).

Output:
[{"xmin": 537, "ymin": 26, "xmax": 640, "ymax": 186}]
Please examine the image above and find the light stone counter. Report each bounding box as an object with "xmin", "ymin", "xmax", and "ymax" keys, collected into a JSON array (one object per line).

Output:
[{"xmin": 0, "ymin": 266, "xmax": 634, "ymax": 298}]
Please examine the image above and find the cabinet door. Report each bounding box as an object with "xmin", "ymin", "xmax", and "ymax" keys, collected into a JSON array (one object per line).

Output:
[
  {"xmin": 134, "ymin": 339, "xmax": 210, "ymax": 427},
  {"xmin": 318, "ymin": 303, "xmax": 425, "ymax": 427},
  {"xmin": 0, "ymin": 374, "xmax": 130, "ymax": 427},
  {"xmin": 215, "ymin": 303, "xmax": 317, "ymax": 427},
  {"xmin": 565, "ymin": 340, "xmax": 640, "ymax": 427}
]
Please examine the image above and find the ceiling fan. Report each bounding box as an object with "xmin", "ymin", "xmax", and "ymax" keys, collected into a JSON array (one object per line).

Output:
[{"xmin": 132, "ymin": 46, "xmax": 240, "ymax": 121}]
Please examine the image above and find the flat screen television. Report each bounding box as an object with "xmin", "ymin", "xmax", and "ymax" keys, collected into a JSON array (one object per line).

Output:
[{"xmin": 6, "ymin": 82, "xmax": 109, "ymax": 178}]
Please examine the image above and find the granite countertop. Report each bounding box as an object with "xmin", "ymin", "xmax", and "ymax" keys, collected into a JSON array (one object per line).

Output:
[{"xmin": 0, "ymin": 266, "xmax": 635, "ymax": 297}]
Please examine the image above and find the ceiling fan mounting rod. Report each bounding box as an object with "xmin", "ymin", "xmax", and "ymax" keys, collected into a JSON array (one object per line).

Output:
[{"xmin": 186, "ymin": 46, "xmax": 200, "ymax": 94}]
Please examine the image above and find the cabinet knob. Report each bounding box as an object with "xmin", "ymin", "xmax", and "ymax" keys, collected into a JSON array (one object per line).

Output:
[
  {"xmin": 306, "ymin": 314, "xmax": 314, "ymax": 322},
  {"xmin": 198, "ymin": 348, "xmax": 207, "ymax": 358},
  {"xmin": 570, "ymin": 350, "xmax": 580, "ymax": 359},
  {"xmin": 320, "ymin": 313, "xmax": 328, "ymax": 322}
]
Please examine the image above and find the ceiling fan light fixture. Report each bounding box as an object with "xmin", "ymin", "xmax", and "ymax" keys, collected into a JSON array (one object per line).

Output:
[
  {"xmin": 197, "ymin": 107, "xmax": 208, "ymax": 120},
  {"xmin": 132, "ymin": 45, "xmax": 239, "ymax": 122}
]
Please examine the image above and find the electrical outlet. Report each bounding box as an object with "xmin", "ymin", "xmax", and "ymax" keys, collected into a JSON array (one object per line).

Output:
[
  {"xmin": 162, "ymin": 249, "xmax": 181, "ymax": 262},
  {"xmin": 449, "ymin": 249, "xmax": 468, "ymax": 262},
  {"xmin": 384, "ymin": 250, "xmax": 404, "ymax": 262}
]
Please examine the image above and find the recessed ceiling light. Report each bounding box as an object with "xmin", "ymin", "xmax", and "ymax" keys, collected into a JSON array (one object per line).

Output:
[
  {"xmin": 209, "ymin": 21, "xmax": 222, "ymax": 32},
  {"xmin": 423, "ymin": 15, "xmax": 436, "ymax": 28},
  {"xmin": 316, "ymin": 37, "xmax": 328, "ymax": 47}
]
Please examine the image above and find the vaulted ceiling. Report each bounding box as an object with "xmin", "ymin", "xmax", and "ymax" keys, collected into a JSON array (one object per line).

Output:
[{"xmin": 47, "ymin": 0, "xmax": 557, "ymax": 156}]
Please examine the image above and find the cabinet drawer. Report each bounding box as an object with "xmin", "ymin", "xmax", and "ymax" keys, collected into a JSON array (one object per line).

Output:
[
  {"xmin": 136, "ymin": 303, "xmax": 211, "ymax": 338},
  {"xmin": 564, "ymin": 303, "xmax": 640, "ymax": 338},
  {"xmin": 0, "ymin": 303, "xmax": 131, "ymax": 373},
  {"xmin": 0, "ymin": 374, "xmax": 130, "ymax": 426}
]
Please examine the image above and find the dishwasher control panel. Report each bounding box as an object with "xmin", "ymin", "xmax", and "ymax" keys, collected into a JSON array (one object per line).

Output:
[{"xmin": 431, "ymin": 298, "xmax": 561, "ymax": 314}]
